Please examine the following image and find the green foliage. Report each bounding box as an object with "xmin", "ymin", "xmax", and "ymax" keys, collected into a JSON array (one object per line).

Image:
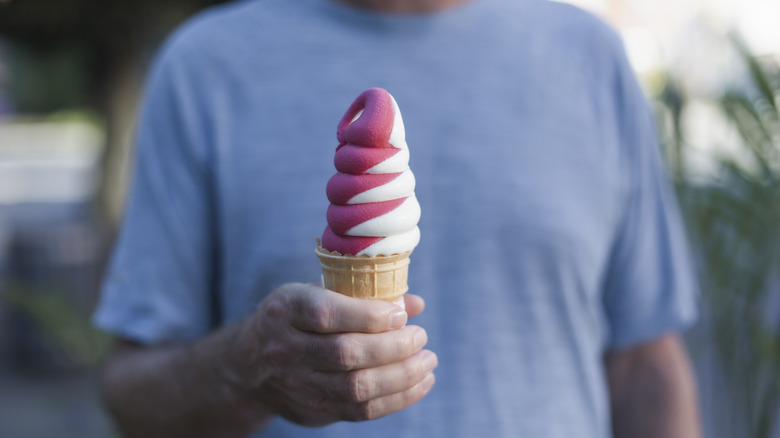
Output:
[{"xmin": 665, "ymin": 39, "xmax": 780, "ymax": 437}]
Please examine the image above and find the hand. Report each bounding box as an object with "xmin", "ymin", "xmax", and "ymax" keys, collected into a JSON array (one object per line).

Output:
[{"xmin": 225, "ymin": 283, "xmax": 437, "ymax": 427}]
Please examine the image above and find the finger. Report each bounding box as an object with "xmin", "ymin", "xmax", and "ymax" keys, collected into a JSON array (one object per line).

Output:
[
  {"xmin": 326, "ymin": 373, "xmax": 436, "ymax": 422},
  {"xmin": 285, "ymin": 283, "xmax": 408, "ymax": 334},
  {"xmin": 403, "ymin": 294, "xmax": 425, "ymax": 318},
  {"xmin": 261, "ymin": 383, "xmax": 337, "ymax": 428},
  {"xmin": 304, "ymin": 325, "xmax": 427, "ymax": 371},
  {"xmin": 309, "ymin": 349, "xmax": 438, "ymax": 402}
]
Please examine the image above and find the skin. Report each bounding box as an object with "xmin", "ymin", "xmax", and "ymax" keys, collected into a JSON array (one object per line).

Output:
[
  {"xmin": 605, "ymin": 334, "xmax": 702, "ymax": 438},
  {"xmin": 101, "ymin": 284, "xmax": 436, "ymax": 437}
]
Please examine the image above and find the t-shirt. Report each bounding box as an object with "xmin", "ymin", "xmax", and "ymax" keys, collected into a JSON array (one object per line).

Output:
[{"xmin": 93, "ymin": 0, "xmax": 699, "ymax": 436}]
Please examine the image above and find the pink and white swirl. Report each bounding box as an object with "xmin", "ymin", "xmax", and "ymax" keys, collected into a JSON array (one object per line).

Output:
[{"xmin": 321, "ymin": 88, "xmax": 421, "ymax": 256}]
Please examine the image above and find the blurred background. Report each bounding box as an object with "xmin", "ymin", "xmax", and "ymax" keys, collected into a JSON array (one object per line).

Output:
[{"xmin": 0, "ymin": 0, "xmax": 777, "ymax": 437}]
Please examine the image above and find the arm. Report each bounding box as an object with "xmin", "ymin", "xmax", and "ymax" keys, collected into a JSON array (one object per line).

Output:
[
  {"xmin": 101, "ymin": 327, "xmax": 271, "ymax": 438},
  {"xmin": 100, "ymin": 283, "xmax": 436, "ymax": 438},
  {"xmin": 604, "ymin": 333, "xmax": 701, "ymax": 438}
]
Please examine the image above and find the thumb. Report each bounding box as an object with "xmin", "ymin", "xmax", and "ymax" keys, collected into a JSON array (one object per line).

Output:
[{"xmin": 403, "ymin": 294, "xmax": 425, "ymax": 319}]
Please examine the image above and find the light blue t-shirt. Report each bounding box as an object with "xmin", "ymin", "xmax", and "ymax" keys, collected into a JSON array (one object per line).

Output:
[{"xmin": 94, "ymin": 0, "xmax": 698, "ymax": 436}]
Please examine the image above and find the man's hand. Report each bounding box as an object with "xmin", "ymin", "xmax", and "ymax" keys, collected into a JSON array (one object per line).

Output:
[
  {"xmin": 225, "ymin": 283, "xmax": 437, "ymax": 426},
  {"xmin": 100, "ymin": 284, "xmax": 435, "ymax": 438}
]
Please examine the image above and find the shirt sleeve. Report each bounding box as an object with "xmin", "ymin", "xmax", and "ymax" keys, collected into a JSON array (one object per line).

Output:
[
  {"xmin": 93, "ymin": 34, "xmax": 219, "ymax": 345},
  {"xmin": 602, "ymin": 44, "xmax": 699, "ymax": 350}
]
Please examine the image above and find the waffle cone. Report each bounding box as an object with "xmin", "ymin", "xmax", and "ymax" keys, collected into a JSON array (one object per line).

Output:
[{"xmin": 315, "ymin": 243, "xmax": 411, "ymax": 302}]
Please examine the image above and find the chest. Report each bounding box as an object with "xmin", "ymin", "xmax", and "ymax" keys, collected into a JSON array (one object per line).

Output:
[{"xmin": 207, "ymin": 39, "xmax": 625, "ymax": 314}]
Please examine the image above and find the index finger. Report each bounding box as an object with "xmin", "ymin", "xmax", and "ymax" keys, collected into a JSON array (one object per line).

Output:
[{"xmin": 285, "ymin": 284, "xmax": 408, "ymax": 334}]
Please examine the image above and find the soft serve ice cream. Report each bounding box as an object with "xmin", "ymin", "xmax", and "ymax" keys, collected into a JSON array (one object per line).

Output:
[{"xmin": 321, "ymin": 88, "xmax": 421, "ymax": 257}]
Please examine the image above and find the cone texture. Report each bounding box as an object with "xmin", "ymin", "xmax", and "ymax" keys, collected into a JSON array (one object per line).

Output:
[{"xmin": 315, "ymin": 244, "xmax": 411, "ymax": 302}]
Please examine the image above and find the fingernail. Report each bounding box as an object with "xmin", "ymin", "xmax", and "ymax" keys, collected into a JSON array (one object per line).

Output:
[
  {"xmin": 414, "ymin": 328, "xmax": 427, "ymax": 350},
  {"xmin": 389, "ymin": 309, "xmax": 407, "ymax": 328},
  {"xmin": 422, "ymin": 350, "xmax": 438, "ymax": 373}
]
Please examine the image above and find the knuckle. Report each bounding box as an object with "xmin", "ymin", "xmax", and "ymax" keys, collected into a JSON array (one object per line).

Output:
[
  {"xmin": 293, "ymin": 294, "xmax": 332, "ymax": 331},
  {"xmin": 398, "ymin": 384, "xmax": 420, "ymax": 410},
  {"xmin": 344, "ymin": 370, "xmax": 368, "ymax": 402},
  {"xmin": 307, "ymin": 303, "xmax": 332, "ymax": 331},
  {"xmin": 404, "ymin": 358, "xmax": 421, "ymax": 388},
  {"xmin": 332, "ymin": 335, "xmax": 358, "ymax": 369},
  {"xmin": 365, "ymin": 307, "xmax": 390, "ymax": 332},
  {"xmin": 402, "ymin": 388, "xmax": 419, "ymax": 408},
  {"xmin": 279, "ymin": 390, "xmax": 335, "ymax": 427},
  {"xmin": 272, "ymin": 284, "xmax": 332, "ymax": 332},
  {"xmin": 306, "ymin": 334, "xmax": 357, "ymax": 369},
  {"xmin": 262, "ymin": 294, "xmax": 287, "ymax": 321},
  {"xmin": 411, "ymin": 375, "xmax": 432, "ymax": 401},
  {"xmin": 395, "ymin": 329, "xmax": 416, "ymax": 356},
  {"xmin": 346, "ymin": 400, "xmax": 375, "ymax": 422}
]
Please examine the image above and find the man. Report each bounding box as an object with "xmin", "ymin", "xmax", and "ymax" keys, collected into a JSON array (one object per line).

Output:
[{"xmin": 94, "ymin": 0, "xmax": 702, "ymax": 436}]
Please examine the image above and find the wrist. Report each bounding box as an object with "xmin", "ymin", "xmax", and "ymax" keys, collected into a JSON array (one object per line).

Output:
[{"xmin": 215, "ymin": 317, "xmax": 276, "ymax": 424}]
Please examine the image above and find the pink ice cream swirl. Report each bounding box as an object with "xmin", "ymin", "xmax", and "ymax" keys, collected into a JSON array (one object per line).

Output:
[{"xmin": 321, "ymin": 88, "xmax": 421, "ymax": 257}]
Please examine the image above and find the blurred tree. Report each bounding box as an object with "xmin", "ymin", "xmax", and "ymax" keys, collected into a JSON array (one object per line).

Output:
[
  {"xmin": 0, "ymin": 0, "xmax": 228, "ymax": 107},
  {"xmin": 0, "ymin": 0, "xmax": 227, "ymax": 47},
  {"xmin": 659, "ymin": 38, "xmax": 780, "ymax": 438},
  {"xmin": 3, "ymin": 42, "xmax": 90, "ymax": 113},
  {"xmin": 0, "ymin": 0, "xmax": 230, "ymax": 380},
  {"xmin": 0, "ymin": 0, "xmax": 229, "ymax": 221}
]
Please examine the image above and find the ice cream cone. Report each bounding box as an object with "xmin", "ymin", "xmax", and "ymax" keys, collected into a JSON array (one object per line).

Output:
[
  {"xmin": 316, "ymin": 88, "xmax": 419, "ymax": 310},
  {"xmin": 315, "ymin": 241, "xmax": 411, "ymax": 303}
]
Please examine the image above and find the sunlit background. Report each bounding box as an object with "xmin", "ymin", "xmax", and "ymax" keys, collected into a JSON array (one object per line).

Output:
[{"xmin": 0, "ymin": 0, "xmax": 778, "ymax": 436}]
